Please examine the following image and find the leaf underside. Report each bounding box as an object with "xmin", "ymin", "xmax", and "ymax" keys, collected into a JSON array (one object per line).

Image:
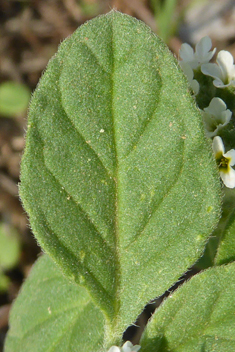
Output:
[
  {"xmin": 141, "ymin": 262, "xmax": 235, "ymax": 352},
  {"xmin": 215, "ymin": 188, "xmax": 235, "ymax": 265},
  {"xmin": 5, "ymin": 255, "xmax": 105, "ymax": 352},
  {"xmin": 20, "ymin": 10, "xmax": 221, "ymax": 336},
  {"xmin": 197, "ymin": 187, "xmax": 235, "ymax": 269}
]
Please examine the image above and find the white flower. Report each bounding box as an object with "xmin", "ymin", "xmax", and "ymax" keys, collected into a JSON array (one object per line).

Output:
[
  {"xmin": 107, "ymin": 341, "xmax": 141, "ymax": 352},
  {"xmin": 122, "ymin": 341, "xmax": 141, "ymax": 352},
  {"xmin": 212, "ymin": 136, "xmax": 235, "ymax": 188},
  {"xmin": 203, "ymin": 98, "xmax": 232, "ymax": 137},
  {"xmin": 180, "ymin": 62, "xmax": 199, "ymax": 95},
  {"xmin": 179, "ymin": 36, "xmax": 216, "ymax": 70},
  {"xmin": 201, "ymin": 50, "xmax": 235, "ymax": 88},
  {"xmin": 108, "ymin": 347, "xmax": 120, "ymax": 352}
]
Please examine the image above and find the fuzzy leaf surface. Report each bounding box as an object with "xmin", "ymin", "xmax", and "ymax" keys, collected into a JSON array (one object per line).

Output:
[
  {"xmin": 20, "ymin": 11, "xmax": 220, "ymax": 336},
  {"xmin": 197, "ymin": 187, "xmax": 235, "ymax": 269},
  {"xmin": 141, "ymin": 262, "xmax": 235, "ymax": 352},
  {"xmin": 5, "ymin": 255, "xmax": 105, "ymax": 352},
  {"xmin": 215, "ymin": 188, "xmax": 235, "ymax": 265}
]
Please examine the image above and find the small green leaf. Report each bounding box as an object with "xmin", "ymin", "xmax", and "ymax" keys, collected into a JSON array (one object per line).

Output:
[
  {"xmin": 5, "ymin": 255, "xmax": 105, "ymax": 352},
  {"xmin": 20, "ymin": 11, "xmax": 221, "ymax": 340},
  {"xmin": 141, "ymin": 262, "xmax": 235, "ymax": 352},
  {"xmin": 0, "ymin": 272, "xmax": 10, "ymax": 291},
  {"xmin": 0, "ymin": 81, "xmax": 31, "ymax": 117},
  {"xmin": 0, "ymin": 223, "xmax": 20, "ymax": 270}
]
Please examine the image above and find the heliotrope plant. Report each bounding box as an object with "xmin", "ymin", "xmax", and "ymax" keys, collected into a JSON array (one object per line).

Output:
[
  {"xmin": 4, "ymin": 11, "xmax": 235, "ymax": 352},
  {"xmin": 179, "ymin": 35, "xmax": 235, "ymax": 188}
]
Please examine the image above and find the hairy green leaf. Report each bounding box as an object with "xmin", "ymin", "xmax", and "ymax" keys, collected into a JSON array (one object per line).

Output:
[
  {"xmin": 197, "ymin": 188, "xmax": 235, "ymax": 269},
  {"xmin": 20, "ymin": 11, "xmax": 220, "ymax": 339},
  {"xmin": 141, "ymin": 262, "xmax": 235, "ymax": 352},
  {"xmin": 5, "ymin": 255, "xmax": 105, "ymax": 352},
  {"xmin": 215, "ymin": 188, "xmax": 235, "ymax": 265}
]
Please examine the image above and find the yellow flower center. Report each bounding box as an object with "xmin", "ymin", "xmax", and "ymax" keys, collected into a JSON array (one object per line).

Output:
[{"xmin": 218, "ymin": 156, "xmax": 231, "ymax": 172}]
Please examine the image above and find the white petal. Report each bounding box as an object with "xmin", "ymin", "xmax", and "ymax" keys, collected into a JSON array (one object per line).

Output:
[
  {"xmin": 180, "ymin": 62, "xmax": 199, "ymax": 94},
  {"xmin": 222, "ymin": 109, "xmax": 232, "ymax": 124},
  {"xmin": 204, "ymin": 113, "xmax": 230, "ymax": 137},
  {"xmin": 217, "ymin": 50, "xmax": 234, "ymax": 67},
  {"xmin": 108, "ymin": 347, "xmax": 121, "ymax": 352},
  {"xmin": 204, "ymin": 97, "xmax": 226, "ymax": 116},
  {"xmin": 213, "ymin": 79, "xmax": 229, "ymax": 88},
  {"xmin": 195, "ymin": 36, "xmax": 216, "ymax": 63},
  {"xmin": 203, "ymin": 113, "xmax": 219, "ymax": 137},
  {"xmin": 132, "ymin": 346, "xmax": 141, "ymax": 352},
  {"xmin": 201, "ymin": 63, "xmax": 223, "ymax": 81},
  {"xmin": 229, "ymin": 67, "xmax": 235, "ymax": 81},
  {"xmin": 179, "ymin": 43, "xmax": 194, "ymax": 62},
  {"xmin": 121, "ymin": 341, "xmax": 141, "ymax": 352},
  {"xmin": 191, "ymin": 79, "xmax": 200, "ymax": 94},
  {"xmin": 217, "ymin": 50, "xmax": 234, "ymax": 82},
  {"xmin": 230, "ymin": 79, "xmax": 235, "ymax": 87},
  {"xmin": 212, "ymin": 136, "xmax": 225, "ymax": 155},
  {"xmin": 180, "ymin": 62, "xmax": 193, "ymax": 81},
  {"xmin": 122, "ymin": 341, "xmax": 132, "ymax": 352},
  {"xmin": 196, "ymin": 36, "xmax": 212, "ymax": 57},
  {"xmin": 220, "ymin": 167, "xmax": 235, "ymax": 188},
  {"xmin": 224, "ymin": 149, "xmax": 235, "ymax": 166},
  {"xmin": 202, "ymin": 47, "xmax": 217, "ymax": 64}
]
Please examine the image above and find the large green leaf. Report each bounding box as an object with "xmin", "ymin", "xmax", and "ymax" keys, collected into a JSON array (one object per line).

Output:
[
  {"xmin": 20, "ymin": 11, "xmax": 221, "ymax": 340},
  {"xmin": 215, "ymin": 188, "xmax": 235, "ymax": 265},
  {"xmin": 197, "ymin": 187, "xmax": 235, "ymax": 269},
  {"xmin": 216, "ymin": 220, "xmax": 235, "ymax": 265},
  {"xmin": 5, "ymin": 255, "xmax": 105, "ymax": 352},
  {"xmin": 141, "ymin": 262, "xmax": 235, "ymax": 352}
]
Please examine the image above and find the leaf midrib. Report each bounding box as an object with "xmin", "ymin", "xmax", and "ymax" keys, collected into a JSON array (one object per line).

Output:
[{"xmin": 110, "ymin": 16, "xmax": 122, "ymax": 324}]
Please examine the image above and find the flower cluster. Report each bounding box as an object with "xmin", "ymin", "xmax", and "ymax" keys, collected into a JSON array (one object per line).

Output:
[
  {"xmin": 202, "ymin": 97, "xmax": 232, "ymax": 138},
  {"xmin": 179, "ymin": 36, "xmax": 216, "ymax": 94},
  {"xmin": 107, "ymin": 341, "xmax": 141, "ymax": 352},
  {"xmin": 201, "ymin": 50, "xmax": 235, "ymax": 88},
  {"xmin": 179, "ymin": 37, "xmax": 235, "ymax": 188},
  {"xmin": 179, "ymin": 36, "xmax": 216, "ymax": 70}
]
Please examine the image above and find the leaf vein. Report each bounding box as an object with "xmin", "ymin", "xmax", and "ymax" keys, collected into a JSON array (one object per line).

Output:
[
  {"xmin": 36, "ymin": 128, "xmax": 113, "ymax": 250},
  {"xmin": 58, "ymin": 91, "xmax": 114, "ymax": 178},
  {"xmin": 81, "ymin": 41, "xmax": 111, "ymax": 75},
  {"xmin": 36, "ymin": 209, "xmax": 114, "ymax": 311},
  {"xmin": 20, "ymin": 304, "xmax": 89, "ymax": 340},
  {"xmin": 124, "ymin": 104, "xmax": 160, "ymax": 159},
  {"xmin": 65, "ymin": 111, "xmax": 114, "ymax": 177},
  {"xmin": 128, "ymin": 139, "xmax": 185, "ymax": 246}
]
